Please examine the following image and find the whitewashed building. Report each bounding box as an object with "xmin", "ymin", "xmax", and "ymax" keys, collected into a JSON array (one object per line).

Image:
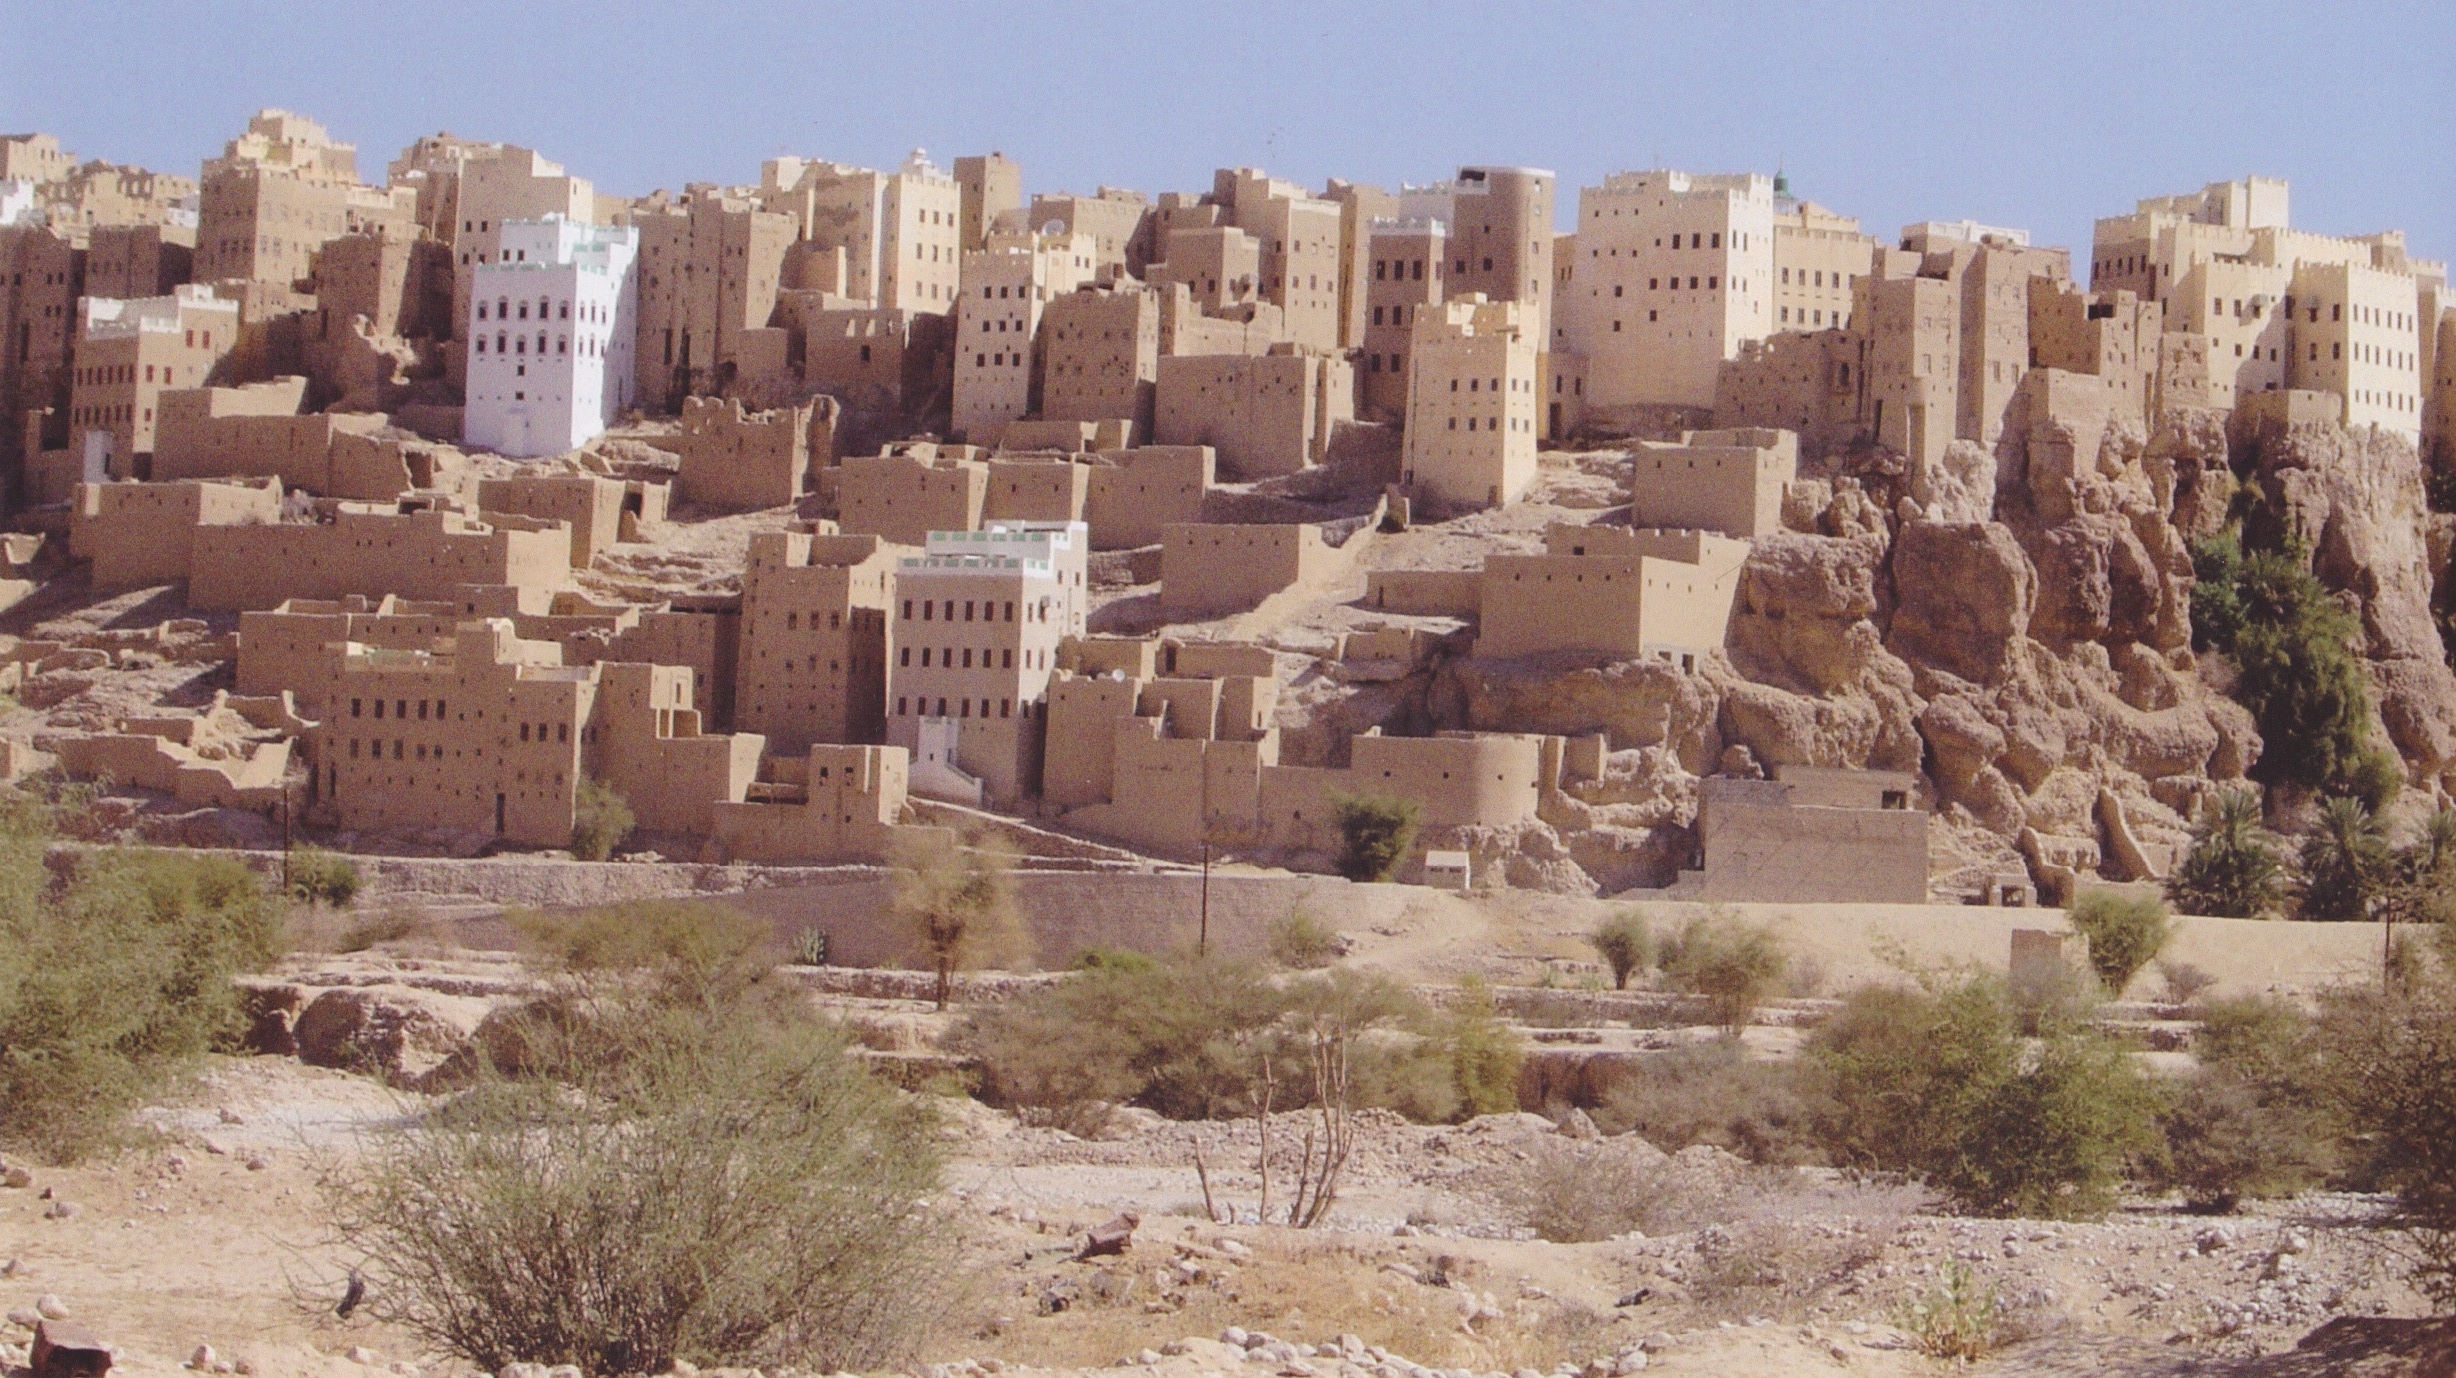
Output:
[{"xmin": 465, "ymin": 214, "xmax": 637, "ymax": 457}]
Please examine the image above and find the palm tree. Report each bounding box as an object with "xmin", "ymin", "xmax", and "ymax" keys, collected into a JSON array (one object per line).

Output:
[
  {"xmin": 2165, "ymin": 787, "xmax": 2282, "ymax": 918},
  {"xmin": 2298, "ymin": 795, "xmax": 2392, "ymax": 923}
]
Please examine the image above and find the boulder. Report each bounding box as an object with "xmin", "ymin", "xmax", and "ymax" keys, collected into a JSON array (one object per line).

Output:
[
  {"xmin": 1887, "ymin": 521, "xmax": 2034, "ymax": 685},
  {"xmin": 30, "ymin": 1320, "xmax": 111, "ymax": 1378},
  {"xmin": 291, "ymin": 984, "xmax": 491, "ymax": 1089}
]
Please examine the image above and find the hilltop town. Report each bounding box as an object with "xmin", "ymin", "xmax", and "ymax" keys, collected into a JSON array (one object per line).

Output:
[
  {"xmin": 0, "ymin": 111, "xmax": 2448, "ymax": 908},
  {"xmin": 11, "ymin": 103, "xmax": 2456, "ymax": 1378}
]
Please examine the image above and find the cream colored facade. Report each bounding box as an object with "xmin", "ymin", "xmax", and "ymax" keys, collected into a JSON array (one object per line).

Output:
[
  {"xmin": 1154, "ymin": 346, "xmax": 1352, "ymax": 478},
  {"xmin": 71, "ymin": 476, "xmax": 281, "ymax": 591},
  {"xmin": 1394, "ymin": 166, "xmax": 1555, "ymax": 340},
  {"xmin": 1628, "ymin": 428, "xmax": 1797, "ymax": 537},
  {"xmin": 952, "ymin": 153, "xmax": 1023, "ymax": 255},
  {"xmin": 1024, "ymin": 188, "xmax": 1151, "ymax": 276},
  {"xmin": 950, "ymin": 229, "xmax": 1099, "ymax": 440},
  {"xmin": 836, "ymin": 445, "xmax": 989, "ymax": 545},
  {"xmin": 1476, "ymin": 524, "xmax": 1749, "ymax": 663},
  {"xmin": 1362, "ymin": 218, "xmax": 1445, "ymax": 419},
  {"xmin": 1209, "ymin": 169, "xmax": 1347, "ymax": 352},
  {"xmin": 760, "ymin": 152, "xmax": 963, "ymax": 313},
  {"xmin": 1160, "ymin": 521, "xmax": 1360, "ymax": 619},
  {"xmin": 735, "ymin": 528, "xmax": 897, "ymax": 752},
  {"xmin": 1040, "ymin": 283, "xmax": 1160, "ymax": 433},
  {"xmin": 1402, "ymin": 295, "xmax": 1540, "ymax": 510},
  {"xmin": 662, "ymin": 394, "xmax": 836, "ymax": 511},
  {"xmin": 69, "ymin": 286, "xmax": 239, "ymax": 475},
  {"xmin": 1770, "ymin": 200, "xmax": 1874, "ymax": 333},
  {"xmin": 0, "ymin": 134, "xmax": 73, "ymax": 185},
  {"xmin": 1674, "ymin": 766, "xmax": 1927, "ymax": 903},
  {"xmin": 630, "ymin": 193, "xmax": 794, "ymax": 411},
  {"xmin": 1558, "ymin": 170, "xmax": 1777, "ymax": 411},
  {"xmin": 2091, "ymin": 178, "xmax": 2441, "ymax": 441},
  {"xmin": 196, "ymin": 110, "xmax": 415, "ymax": 288},
  {"xmin": 188, "ymin": 507, "xmax": 571, "ymax": 612}
]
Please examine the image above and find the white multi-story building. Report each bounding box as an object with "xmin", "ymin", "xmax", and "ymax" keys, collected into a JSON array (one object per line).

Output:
[
  {"xmin": 1557, "ymin": 170, "xmax": 1778, "ymax": 412},
  {"xmin": 0, "ymin": 179, "xmax": 40, "ymax": 227},
  {"xmin": 465, "ymin": 215, "xmax": 638, "ymax": 458},
  {"xmin": 887, "ymin": 520, "xmax": 1088, "ymax": 804}
]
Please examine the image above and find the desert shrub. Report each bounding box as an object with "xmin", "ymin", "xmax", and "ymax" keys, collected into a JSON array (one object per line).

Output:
[
  {"xmin": 335, "ymin": 908, "xmax": 431, "ymax": 953},
  {"xmin": 1594, "ymin": 1039, "xmax": 1828, "ymax": 1165},
  {"xmin": 2299, "ymin": 794, "xmax": 2394, "ymax": 922},
  {"xmin": 1329, "ymin": 793, "xmax": 1418, "ymax": 882},
  {"xmin": 2157, "ymin": 959, "xmax": 2219, "ymax": 1005},
  {"xmin": 288, "ymin": 845, "xmax": 362, "ymax": 907},
  {"xmin": 1504, "ymin": 1139, "xmax": 1674, "ymax": 1243},
  {"xmin": 2151, "ymin": 1070, "xmax": 2329, "ymax": 1213},
  {"xmin": 330, "ymin": 955, "xmax": 945, "ymax": 1374},
  {"xmin": 0, "ymin": 834, "xmax": 285, "ymax": 1161},
  {"xmin": 2318, "ymin": 972, "xmax": 2456, "ymax": 1302},
  {"xmin": 1069, "ymin": 945, "xmax": 1158, "ymax": 973},
  {"xmin": 1266, "ymin": 906, "xmax": 1340, "ymax": 969},
  {"xmin": 1585, "ymin": 909, "xmax": 1651, "ymax": 990},
  {"xmin": 2165, "ymin": 787, "xmax": 2283, "ymax": 918},
  {"xmin": 1812, "ymin": 976, "xmax": 2157, "ymax": 1219},
  {"xmin": 960, "ymin": 957, "xmax": 1281, "ymax": 1121},
  {"xmin": 1658, "ymin": 911, "xmax": 1788, "ymax": 1033},
  {"xmin": 962, "ymin": 958, "xmax": 1504, "ymax": 1126},
  {"xmin": 568, "ymin": 776, "xmax": 634, "ymax": 861},
  {"xmin": 2066, "ymin": 890, "xmax": 2172, "ymax": 997},
  {"xmin": 890, "ymin": 830, "xmax": 1025, "ymax": 1009},
  {"xmin": 1896, "ymin": 1261, "xmax": 2002, "ymax": 1361}
]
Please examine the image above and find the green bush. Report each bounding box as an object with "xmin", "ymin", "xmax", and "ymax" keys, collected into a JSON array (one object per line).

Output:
[
  {"xmin": 1329, "ymin": 793, "xmax": 1418, "ymax": 882},
  {"xmin": 2164, "ymin": 787, "xmax": 2283, "ymax": 918},
  {"xmin": 2152, "ymin": 1070, "xmax": 2329, "ymax": 1213},
  {"xmin": 0, "ymin": 827, "xmax": 285, "ymax": 1161},
  {"xmin": 1266, "ymin": 907, "xmax": 1340, "ymax": 969},
  {"xmin": 288, "ymin": 845, "xmax": 362, "ymax": 907},
  {"xmin": 1812, "ymin": 975, "xmax": 2157, "ymax": 1219},
  {"xmin": 1594, "ymin": 1039, "xmax": 1827, "ymax": 1165},
  {"xmin": 1659, "ymin": 912, "xmax": 1788, "ymax": 1033},
  {"xmin": 2066, "ymin": 890, "xmax": 2172, "ymax": 997},
  {"xmin": 2299, "ymin": 794, "xmax": 2393, "ymax": 922},
  {"xmin": 569, "ymin": 776, "xmax": 634, "ymax": 861},
  {"xmin": 329, "ymin": 919, "xmax": 945, "ymax": 1374},
  {"xmin": 1069, "ymin": 945, "xmax": 1158, "ymax": 974},
  {"xmin": 2318, "ymin": 973, "xmax": 2456, "ymax": 1302},
  {"xmin": 961, "ymin": 957, "xmax": 1510, "ymax": 1125},
  {"xmin": 1586, "ymin": 908, "xmax": 1652, "ymax": 989},
  {"xmin": 2196, "ymin": 533, "xmax": 2391, "ymax": 800}
]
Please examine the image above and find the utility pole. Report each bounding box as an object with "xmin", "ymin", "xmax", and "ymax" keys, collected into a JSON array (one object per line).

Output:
[
  {"xmin": 280, "ymin": 792, "xmax": 294, "ymax": 896},
  {"xmin": 1199, "ymin": 839, "xmax": 1211, "ymax": 958}
]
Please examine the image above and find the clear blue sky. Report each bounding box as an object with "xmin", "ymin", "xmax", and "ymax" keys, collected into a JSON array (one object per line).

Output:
[{"xmin": 5, "ymin": 0, "xmax": 2449, "ymax": 263}]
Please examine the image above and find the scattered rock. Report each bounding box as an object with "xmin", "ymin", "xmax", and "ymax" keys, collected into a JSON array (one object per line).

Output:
[
  {"xmin": 30, "ymin": 1319, "xmax": 110, "ymax": 1378},
  {"xmin": 1076, "ymin": 1212, "xmax": 1139, "ymax": 1260}
]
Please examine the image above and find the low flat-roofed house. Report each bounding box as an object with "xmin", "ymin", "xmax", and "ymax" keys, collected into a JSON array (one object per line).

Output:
[{"xmin": 1670, "ymin": 764, "xmax": 1927, "ymax": 903}]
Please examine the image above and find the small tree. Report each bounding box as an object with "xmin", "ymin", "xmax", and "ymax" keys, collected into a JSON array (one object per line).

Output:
[
  {"xmin": 569, "ymin": 776, "xmax": 634, "ymax": 861},
  {"xmin": 890, "ymin": 830, "xmax": 1024, "ymax": 1010},
  {"xmin": 1329, "ymin": 793, "xmax": 1418, "ymax": 882},
  {"xmin": 2165, "ymin": 787, "xmax": 2282, "ymax": 918},
  {"xmin": 2066, "ymin": 890, "xmax": 2172, "ymax": 998},
  {"xmin": 2299, "ymin": 794, "xmax": 2393, "ymax": 922},
  {"xmin": 1586, "ymin": 908, "xmax": 1652, "ymax": 989},
  {"xmin": 1813, "ymin": 975, "xmax": 2157, "ymax": 1220},
  {"xmin": 1660, "ymin": 911, "xmax": 1787, "ymax": 1033}
]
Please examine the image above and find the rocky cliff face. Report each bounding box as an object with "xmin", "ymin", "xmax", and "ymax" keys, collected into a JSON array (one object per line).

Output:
[{"xmin": 1383, "ymin": 389, "xmax": 2455, "ymax": 899}]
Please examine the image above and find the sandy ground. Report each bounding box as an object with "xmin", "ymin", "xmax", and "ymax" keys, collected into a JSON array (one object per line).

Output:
[{"xmin": 0, "ymin": 1042, "xmax": 2435, "ymax": 1378}]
